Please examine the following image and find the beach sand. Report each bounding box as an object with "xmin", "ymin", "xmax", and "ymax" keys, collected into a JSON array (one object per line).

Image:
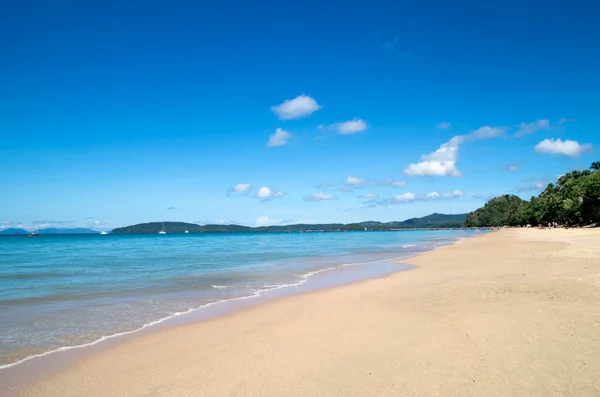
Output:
[{"xmin": 16, "ymin": 229, "xmax": 600, "ymax": 396}]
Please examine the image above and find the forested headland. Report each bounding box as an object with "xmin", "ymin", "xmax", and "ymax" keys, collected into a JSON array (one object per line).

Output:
[{"xmin": 464, "ymin": 162, "xmax": 600, "ymax": 227}]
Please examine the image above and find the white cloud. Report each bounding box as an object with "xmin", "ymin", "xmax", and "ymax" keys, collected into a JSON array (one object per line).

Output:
[
  {"xmin": 390, "ymin": 180, "xmax": 407, "ymax": 187},
  {"xmin": 472, "ymin": 193, "xmax": 483, "ymax": 199},
  {"xmin": 346, "ymin": 174, "xmax": 365, "ymax": 185},
  {"xmin": 270, "ymin": 95, "xmax": 321, "ymax": 120},
  {"xmin": 516, "ymin": 176, "xmax": 551, "ymax": 192},
  {"xmin": 507, "ymin": 165, "xmax": 518, "ymax": 172},
  {"xmin": 534, "ymin": 138, "xmax": 593, "ymax": 157},
  {"xmin": 421, "ymin": 190, "xmax": 463, "ymax": 200},
  {"xmin": 304, "ymin": 193, "xmax": 336, "ymax": 201},
  {"xmin": 254, "ymin": 186, "xmax": 284, "ymax": 200},
  {"xmin": 367, "ymin": 189, "xmax": 466, "ymax": 207},
  {"xmin": 442, "ymin": 190, "xmax": 464, "ymax": 199},
  {"xmin": 470, "ymin": 126, "xmax": 505, "ymax": 140},
  {"xmin": 233, "ymin": 183, "xmax": 251, "ymax": 193},
  {"xmin": 267, "ymin": 128, "xmax": 292, "ymax": 147},
  {"xmin": 516, "ymin": 181, "xmax": 547, "ymax": 192},
  {"xmin": 403, "ymin": 126, "xmax": 505, "ymax": 177},
  {"xmin": 436, "ymin": 122, "xmax": 452, "ymax": 130},
  {"xmin": 337, "ymin": 176, "xmax": 407, "ymax": 192},
  {"xmin": 256, "ymin": 216, "xmax": 282, "ymax": 227},
  {"xmin": 393, "ymin": 192, "xmax": 416, "ymax": 202},
  {"xmin": 227, "ymin": 183, "xmax": 252, "ymax": 196},
  {"xmin": 426, "ymin": 192, "xmax": 440, "ymax": 200},
  {"xmin": 337, "ymin": 118, "xmax": 368, "ymax": 134},
  {"xmin": 345, "ymin": 174, "xmax": 371, "ymax": 188},
  {"xmin": 319, "ymin": 118, "xmax": 368, "ymax": 135},
  {"xmin": 359, "ymin": 193, "xmax": 378, "ymax": 199},
  {"xmin": 403, "ymin": 160, "xmax": 461, "ymax": 177},
  {"xmin": 515, "ymin": 119, "xmax": 550, "ymax": 137}
]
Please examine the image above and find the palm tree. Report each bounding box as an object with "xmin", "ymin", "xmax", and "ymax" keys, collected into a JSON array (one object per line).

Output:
[{"xmin": 591, "ymin": 161, "xmax": 600, "ymax": 171}]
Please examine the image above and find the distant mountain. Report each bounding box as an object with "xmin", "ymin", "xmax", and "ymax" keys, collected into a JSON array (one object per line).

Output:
[
  {"xmin": 38, "ymin": 228, "xmax": 99, "ymax": 234},
  {"xmin": 401, "ymin": 213, "xmax": 468, "ymax": 228},
  {"xmin": 0, "ymin": 228, "xmax": 30, "ymax": 235},
  {"xmin": 112, "ymin": 214, "xmax": 468, "ymax": 234}
]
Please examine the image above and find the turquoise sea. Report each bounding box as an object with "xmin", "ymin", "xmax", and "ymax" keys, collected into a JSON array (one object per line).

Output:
[{"xmin": 0, "ymin": 230, "xmax": 479, "ymax": 368}]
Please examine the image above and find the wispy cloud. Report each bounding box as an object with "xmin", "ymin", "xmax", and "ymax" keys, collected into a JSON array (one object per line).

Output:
[
  {"xmin": 304, "ymin": 193, "xmax": 336, "ymax": 202},
  {"xmin": 270, "ymin": 95, "xmax": 321, "ymax": 120},
  {"xmin": 503, "ymin": 162, "xmax": 520, "ymax": 172},
  {"xmin": 338, "ymin": 175, "xmax": 406, "ymax": 191},
  {"xmin": 515, "ymin": 176, "xmax": 551, "ymax": 192},
  {"xmin": 227, "ymin": 183, "xmax": 252, "ymax": 196},
  {"xmin": 359, "ymin": 193, "xmax": 378, "ymax": 199},
  {"xmin": 558, "ymin": 117, "xmax": 574, "ymax": 125},
  {"xmin": 267, "ymin": 128, "xmax": 292, "ymax": 147},
  {"xmin": 318, "ymin": 118, "xmax": 368, "ymax": 135},
  {"xmin": 436, "ymin": 122, "xmax": 452, "ymax": 130},
  {"xmin": 387, "ymin": 179, "xmax": 407, "ymax": 187},
  {"xmin": 382, "ymin": 36, "xmax": 400, "ymax": 51},
  {"xmin": 403, "ymin": 126, "xmax": 505, "ymax": 177},
  {"xmin": 515, "ymin": 119, "xmax": 550, "ymax": 137},
  {"xmin": 363, "ymin": 190, "xmax": 465, "ymax": 207},
  {"xmin": 535, "ymin": 138, "xmax": 593, "ymax": 157}
]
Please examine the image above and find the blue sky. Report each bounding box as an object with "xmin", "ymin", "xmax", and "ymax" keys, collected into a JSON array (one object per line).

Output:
[{"xmin": 1, "ymin": 0, "xmax": 599, "ymax": 230}]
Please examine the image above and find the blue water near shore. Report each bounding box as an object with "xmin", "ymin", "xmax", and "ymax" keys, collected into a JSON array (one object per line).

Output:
[{"xmin": 0, "ymin": 230, "xmax": 478, "ymax": 368}]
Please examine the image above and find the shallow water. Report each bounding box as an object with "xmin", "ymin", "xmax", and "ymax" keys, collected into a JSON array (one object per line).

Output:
[{"xmin": 0, "ymin": 230, "xmax": 477, "ymax": 367}]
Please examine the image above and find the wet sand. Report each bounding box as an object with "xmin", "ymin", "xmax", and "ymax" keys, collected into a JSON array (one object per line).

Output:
[{"xmin": 14, "ymin": 229, "xmax": 600, "ymax": 396}]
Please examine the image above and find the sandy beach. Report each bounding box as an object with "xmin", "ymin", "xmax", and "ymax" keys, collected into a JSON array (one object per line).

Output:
[{"xmin": 14, "ymin": 229, "xmax": 600, "ymax": 396}]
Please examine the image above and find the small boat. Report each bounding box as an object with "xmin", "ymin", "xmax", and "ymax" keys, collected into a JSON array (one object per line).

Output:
[
  {"xmin": 159, "ymin": 222, "xmax": 167, "ymax": 234},
  {"xmin": 184, "ymin": 230, "xmax": 189, "ymax": 234},
  {"xmin": 100, "ymin": 231, "xmax": 108, "ymax": 235},
  {"xmin": 27, "ymin": 226, "xmax": 39, "ymax": 237}
]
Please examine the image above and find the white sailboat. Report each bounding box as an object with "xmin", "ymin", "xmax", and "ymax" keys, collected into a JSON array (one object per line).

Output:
[{"xmin": 159, "ymin": 222, "xmax": 167, "ymax": 234}]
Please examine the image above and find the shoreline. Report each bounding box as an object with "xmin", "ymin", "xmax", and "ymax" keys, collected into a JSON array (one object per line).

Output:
[
  {"xmin": 0, "ymin": 230, "xmax": 471, "ymax": 371},
  {"xmin": 0, "ymin": 232, "xmax": 474, "ymax": 394},
  {"xmin": 9, "ymin": 228, "xmax": 600, "ymax": 396}
]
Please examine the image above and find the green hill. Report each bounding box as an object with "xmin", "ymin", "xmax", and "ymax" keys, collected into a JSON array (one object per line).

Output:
[
  {"xmin": 464, "ymin": 162, "xmax": 600, "ymax": 227},
  {"xmin": 401, "ymin": 213, "xmax": 467, "ymax": 228},
  {"xmin": 0, "ymin": 228, "xmax": 30, "ymax": 235},
  {"xmin": 111, "ymin": 213, "xmax": 468, "ymax": 234}
]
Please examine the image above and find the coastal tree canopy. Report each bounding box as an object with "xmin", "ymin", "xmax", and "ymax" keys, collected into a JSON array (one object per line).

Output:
[{"xmin": 464, "ymin": 162, "xmax": 600, "ymax": 227}]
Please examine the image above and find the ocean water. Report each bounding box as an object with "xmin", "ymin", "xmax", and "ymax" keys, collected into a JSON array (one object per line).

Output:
[{"xmin": 0, "ymin": 230, "xmax": 478, "ymax": 368}]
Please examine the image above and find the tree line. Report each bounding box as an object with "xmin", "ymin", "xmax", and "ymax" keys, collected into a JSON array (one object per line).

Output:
[{"xmin": 464, "ymin": 162, "xmax": 600, "ymax": 227}]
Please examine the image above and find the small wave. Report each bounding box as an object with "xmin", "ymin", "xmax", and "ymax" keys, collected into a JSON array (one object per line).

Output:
[
  {"xmin": 402, "ymin": 244, "xmax": 416, "ymax": 248},
  {"xmin": 211, "ymin": 285, "xmax": 234, "ymax": 289}
]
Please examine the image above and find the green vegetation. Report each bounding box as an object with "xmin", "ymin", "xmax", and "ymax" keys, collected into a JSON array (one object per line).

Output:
[
  {"xmin": 111, "ymin": 213, "xmax": 468, "ymax": 234},
  {"xmin": 464, "ymin": 162, "xmax": 600, "ymax": 227},
  {"xmin": 464, "ymin": 195, "xmax": 526, "ymax": 227}
]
